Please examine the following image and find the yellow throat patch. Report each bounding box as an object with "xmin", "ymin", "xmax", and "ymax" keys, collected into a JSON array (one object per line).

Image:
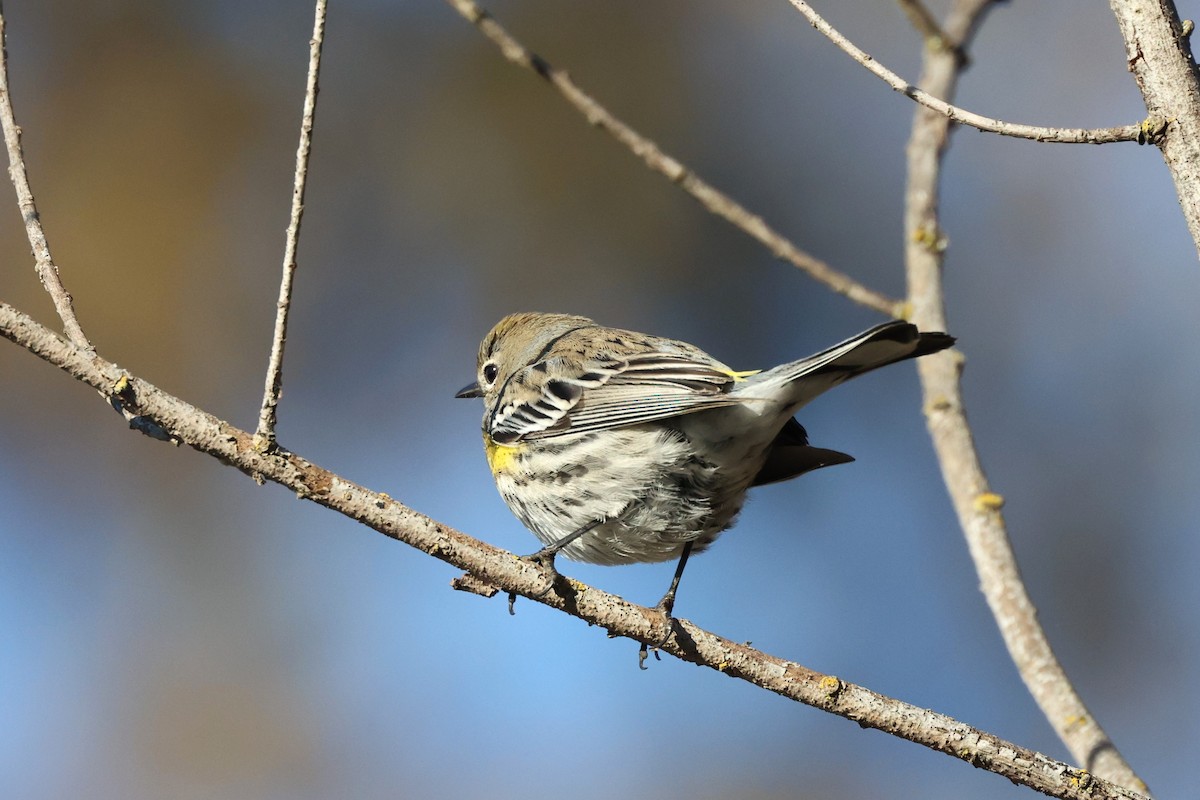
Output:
[{"xmin": 484, "ymin": 434, "xmax": 519, "ymax": 475}]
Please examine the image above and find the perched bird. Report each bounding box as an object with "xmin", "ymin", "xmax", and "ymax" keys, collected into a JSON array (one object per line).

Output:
[{"xmin": 456, "ymin": 312, "xmax": 953, "ymax": 619}]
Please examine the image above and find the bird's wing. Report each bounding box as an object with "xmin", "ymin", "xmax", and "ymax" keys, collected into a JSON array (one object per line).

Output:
[{"xmin": 487, "ymin": 352, "xmax": 746, "ymax": 443}]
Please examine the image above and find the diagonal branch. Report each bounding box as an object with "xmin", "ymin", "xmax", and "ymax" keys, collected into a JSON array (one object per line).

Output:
[
  {"xmin": 0, "ymin": 299, "xmax": 1150, "ymax": 800},
  {"xmin": 0, "ymin": 2, "xmax": 92, "ymax": 352},
  {"xmin": 903, "ymin": 0, "xmax": 1150, "ymax": 794},
  {"xmin": 441, "ymin": 0, "xmax": 902, "ymax": 316},
  {"xmin": 256, "ymin": 0, "xmax": 328, "ymax": 444},
  {"xmin": 896, "ymin": 0, "xmax": 968, "ymax": 67},
  {"xmin": 786, "ymin": 0, "xmax": 1142, "ymax": 145}
]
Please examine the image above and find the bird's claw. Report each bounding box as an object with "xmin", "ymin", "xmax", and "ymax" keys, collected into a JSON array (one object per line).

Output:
[
  {"xmin": 637, "ymin": 599, "xmax": 677, "ymax": 669},
  {"xmin": 507, "ymin": 549, "xmax": 561, "ymax": 615}
]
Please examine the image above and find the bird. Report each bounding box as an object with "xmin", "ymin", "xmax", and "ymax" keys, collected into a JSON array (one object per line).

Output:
[{"xmin": 456, "ymin": 312, "xmax": 954, "ymax": 625}]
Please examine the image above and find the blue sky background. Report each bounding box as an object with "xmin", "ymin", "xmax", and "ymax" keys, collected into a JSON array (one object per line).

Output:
[{"xmin": 1, "ymin": 1, "xmax": 1196, "ymax": 798}]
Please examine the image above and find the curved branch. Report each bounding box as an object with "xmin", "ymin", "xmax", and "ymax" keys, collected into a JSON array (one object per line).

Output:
[
  {"xmin": 786, "ymin": 0, "xmax": 1141, "ymax": 144},
  {"xmin": 903, "ymin": 0, "xmax": 1150, "ymax": 794},
  {"xmin": 0, "ymin": 300, "xmax": 1150, "ymax": 800},
  {"xmin": 441, "ymin": 0, "xmax": 902, "ymax": 316},
  {"xmin": 0, "ymin": 4, "xmax": 92, "ymax": 352}
]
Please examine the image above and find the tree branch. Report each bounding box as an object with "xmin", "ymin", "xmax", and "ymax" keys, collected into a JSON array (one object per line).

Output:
[
  {"xmin": 0, "ymin": 1, "xmax": 92, "ymax": 352},
  {"xmin": 786, "ymin": 0, "xmax": 1142, "ymax": 145},
  {"xmin": 0, "ymin": 300, "xmax": 1151, "ymax": 800},
  {"xmin": 896, "ymin": 0, "xmax": 969, "ymax": 68},
  {"xmin": 441, "ymin": 0, "xmax": 902, "ymax": 316},
  {"xmin": 903, "ymin": 0, "xmax": 1150, "ymax": 794},
  {"xmin": 1108, "ymin": 0, "xmax": 1200, "ymax": 259},
  {"xmin": 0, "ymin": 2, "xmax": 1166, "ymax": 796},
  {"xmin": 256, "ymin": 0, "xmax": 327, "ymax": 445}
]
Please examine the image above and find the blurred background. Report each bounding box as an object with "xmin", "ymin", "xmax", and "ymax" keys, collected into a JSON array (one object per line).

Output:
[{"xmin": 1, "ymin": 1, "xmax": 1195, "ymax": 797}]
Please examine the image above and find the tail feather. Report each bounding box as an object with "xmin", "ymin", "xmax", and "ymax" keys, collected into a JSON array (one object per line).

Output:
[
  {"xmin": 742, "ymin": 321, "xmax": 954, "ymax": 410},
  {"xmin": 751, "ymin": 417, "xmax": 855, "ymax": 486}
]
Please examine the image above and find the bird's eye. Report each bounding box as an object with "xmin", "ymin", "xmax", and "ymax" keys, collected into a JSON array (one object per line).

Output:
[{"xmin": 482, "ymin": 362, "xmax": 499, "ymax": 385}]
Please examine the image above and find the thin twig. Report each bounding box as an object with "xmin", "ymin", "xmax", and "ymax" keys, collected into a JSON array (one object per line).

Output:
[
  {"xmin": 256, "ymin": 0, "xmax": 327, "ymax": 444},
  {"xmin": 787, "ymin": 0, "xmax": 1141, "ymax": 145},
  {"xmin": 902, "ymin": 0, "xmax": 1150, "ymax": 794},
  {"xmin": 0, "ymin": 2, "xmax": 92, "ymax": 352},
  {"xmin": 441, "ymin": 0, "xmax": 901, "ymax": 316},
  {"xmin": 0, "ymin": 300, "xmax": 1152, "ymax": 800},
  {"xmin": 896, "ymin": 0, "xmax": 949, "ymax": 43},
  {"xmin": 896, "ymin": 0, "xmax": 968, "ymax": 68}
]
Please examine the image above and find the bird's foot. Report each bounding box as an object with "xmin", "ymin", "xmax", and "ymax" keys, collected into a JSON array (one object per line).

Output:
[
  {"xmin": 507, "ymin": 547, "xmax": 562, "ymax": 615},
  {"xmin": 638, "ymin": 591, "xmax": 679, "ymax": 670}
]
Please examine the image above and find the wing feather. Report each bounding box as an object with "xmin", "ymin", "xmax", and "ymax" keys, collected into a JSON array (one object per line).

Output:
[{"xmin": 489, "ymin": 352, "xmax": 744, "ymax": 442}]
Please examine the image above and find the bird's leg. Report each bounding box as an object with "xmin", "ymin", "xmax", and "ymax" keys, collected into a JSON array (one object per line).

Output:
[
  {"xmin": 530, "ymin": 517, "xmax": 604, "ymax": 563},
  {"xmin": 639, "ymin": 541, "xmax": 695, "ymax": 669},
  {"xmin": 508, "ymin": 518, "xmax": 604, "ymax": 614},
  {"xmin": 656, "ymin": 540, "xmax": 694, "ymax": 618}
]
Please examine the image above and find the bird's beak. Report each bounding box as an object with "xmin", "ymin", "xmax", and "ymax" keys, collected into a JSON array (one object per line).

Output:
[{"xmin": 455, "ymin": 381, "xmax": 482, "ymax": 399}]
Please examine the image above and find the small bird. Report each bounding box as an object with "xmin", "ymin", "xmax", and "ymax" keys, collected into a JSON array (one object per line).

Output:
[{"xmin": 456, "ymin": 312, "xmax": 953, "ymax": 621}]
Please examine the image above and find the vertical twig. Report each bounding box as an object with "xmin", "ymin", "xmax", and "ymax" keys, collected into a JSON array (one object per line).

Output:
[
  {"xmin": 256, "ymin": 0, "xmax": 327, "ymax": 445},
  {"xmin": 0, "ymin": 1, "xmax": 92, "ymax": 353},
  {"xmin": 903, "ymin": 0, "xmax": 1150, "ymax": 794}
]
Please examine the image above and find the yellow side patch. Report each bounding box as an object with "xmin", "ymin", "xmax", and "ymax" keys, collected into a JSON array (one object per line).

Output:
[
  {"xmin": 721, "ymin": 368, "xmax": 761, "ymax": 381},
  {"xmin": 484, "ymin": 434, "xmax": 520, "ymax": 474}
]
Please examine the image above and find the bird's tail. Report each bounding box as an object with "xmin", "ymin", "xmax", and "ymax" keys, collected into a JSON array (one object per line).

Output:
[{"xmin": 739, "ymin": 321, "xmax": 955, "ymax": 410}]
